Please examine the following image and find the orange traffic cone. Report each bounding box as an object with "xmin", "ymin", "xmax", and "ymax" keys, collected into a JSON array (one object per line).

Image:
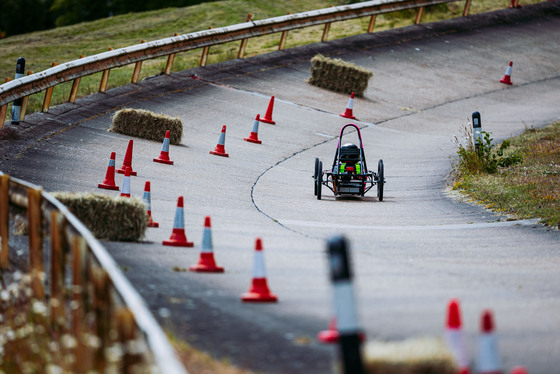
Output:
[
  {"xmin": 117, "ymin": 139, "xmax": 137, "ymax": 176},
  {"xmin": 210, "ymin": 125, "xmax": 229, "ymax": 157},
  {"xmin": 476, "ymin": 309, "xmax": 502, "ymax": 374},
  {"xmin": 317, "ymin": 317, "xmax": 365, "ymax": 344},
  {"xmin": 444, "ymin": 299, "xmax": 470, "ymax": 374},
  {"xmin": 244, "ymin": 114, "xmax": 262, "ymax": 144},
  {"xmin": 163, "ymin": 196, "xmax": 194, "ymax": 247},
  {"xmin": 241, "ymin": 238, "xmax": 277, "ymax": 302},
  {"xmin": 318, "ymin": 317, "xmax": 339, "ymax": 344},
  {"xmin": 510, "ymin": 367, "xmax": 527, "ymax": 374},
  {"xmin": 98, "ymin": 151, "xmax": 120, "ymax": 191},
  {"xmin": 120, "ymin": 168, "xmax": 131, "ymax": 197},
  {"xmin": 143, "ymin": 181, "xmax": 159, "ymax": 228},
  {"xmin": 189, "ymin": 216, "xmax": 224, "ymax": 273},
  {"xmin": 500, "ymin": 61, "xmax": 513, "ymax": 85},
  {"xmin": 153, "ymin": 130, "xmax": 174, "ymax": 165},
  {"xmin": 259, "ymin": 96, "xmax": 276, "ymax": 125},
  {"xmin": 340, "ymin": 92, "xmax": 357, "ymax": 120}
]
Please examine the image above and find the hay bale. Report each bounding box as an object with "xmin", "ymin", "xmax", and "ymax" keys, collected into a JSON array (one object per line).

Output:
[
  {"xmin": 308, "ymin": 54, "xmax": 373, "ymax": 96},
  {"xmin": 364, "ymin": 337, "xmax": 458, "ymax": 374},
  {"xmin": 52, "ymin": 192, "xmax": 147, "ymax": 242},
  {"xmin": 110, "ymin": 108, "xmax": 183, "ymax": 144}
]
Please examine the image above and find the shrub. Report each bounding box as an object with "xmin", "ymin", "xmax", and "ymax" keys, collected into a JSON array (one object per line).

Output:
[
  {"xmin": 110, "ymin": 108, "xmax": 183, "ymax": 145},
  {"xmin": 52, "ymin": 192, "xmax": 147, "ymax": 241},
  {"xmin": 308, "ymin": 54, "xmax": 373, "ymax": 96}
]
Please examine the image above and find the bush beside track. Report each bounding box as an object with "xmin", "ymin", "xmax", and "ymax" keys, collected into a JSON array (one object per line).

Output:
[{"xmin": 452, "ymin": 122, "xmax": 560, "ymax": 228}]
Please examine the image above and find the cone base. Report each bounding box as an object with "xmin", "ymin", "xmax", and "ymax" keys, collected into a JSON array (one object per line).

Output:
[
  {"xmin": 120, "ymin": 193, "xmax": 131, "ymax": 198},
  {"xmin": 117, "ymin": 168, "xmax": 137, "ymax": 176},
  {"xmin": 317, "ymin": 330, "xmax": 339, "ymax": 344},
  {"xmin": 98, "ymin": 183, "xmax": 120, "ymax": 191},
  {"xmin": 210, "ymin": 150, "xmax": 229, "ymax": 157},
  {"xmin": 340, "ymin": 112, "xmax": 356, "ymax": 120},
  {"xmin": 241, "ymin": 291, "xmax": 278, "ymax": 303},
  {"xmin": 244, "ymin": 136, "xmax": 262, "ymax": 144},
  {"xmin": 189, "ymin": 264, "xmax": 224, "ymax": 273},
  {"xmin": 162, "ymin": 239, "xmax": 194, "ymax": 247},
  {"xmin": 258, "ymin": 118, "xmax": 275, "ymax": 125},
  {"xmin": 500, "ymin": 78, "xmax": 512, "ymax": 85},
  {"xmin": 153, "ymin": 157, "xmax": 174, "ymax": 165},
  {"xmin": 148, "ymin": 221, "xmax": 159, "ymax": 228}
]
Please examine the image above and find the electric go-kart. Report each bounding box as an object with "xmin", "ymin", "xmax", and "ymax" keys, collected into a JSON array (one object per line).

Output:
[{"xmin": 313, "ymin": 123, "xmax": 384, "ymax": 201}]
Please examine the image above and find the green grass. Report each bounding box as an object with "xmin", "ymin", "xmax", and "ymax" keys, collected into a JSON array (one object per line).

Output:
[
  {"xmin": 452, "ymin": 122, "xmax": 560, "ymax": 228},
  {"xmin": 0, "ymin": 0, "xmax": 544, "ymax": 121}
]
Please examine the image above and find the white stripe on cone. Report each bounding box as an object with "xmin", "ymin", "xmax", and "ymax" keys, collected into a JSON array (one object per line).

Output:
[
  {"xmin": 201, "ymin": 225, "xmax": 212, "ymax": 254},
  {"xmin": 476, "ymin": 310, "xmax": 502, "ymax": 374}
]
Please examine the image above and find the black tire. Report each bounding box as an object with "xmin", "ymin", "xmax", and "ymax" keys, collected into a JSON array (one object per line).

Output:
[
  {"xmin": 317, "ymin": 161, "xmax": 322, "ymax": 200},
  {"xmin": 377, "ymin": 159, "xmax": 384, "ymax": 201},
  {"xmin": 314, "ymin": 158, "xmax": 319, "ymax": 196}
]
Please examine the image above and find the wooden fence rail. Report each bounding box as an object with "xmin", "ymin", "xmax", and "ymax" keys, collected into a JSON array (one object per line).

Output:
[
  {"xmin": 0, "ymin": 0, "xmax": 473, "ymax": 126},
  {"xmin": 0, "ymin": 172, "xmax": 187, "ymax": 374}
]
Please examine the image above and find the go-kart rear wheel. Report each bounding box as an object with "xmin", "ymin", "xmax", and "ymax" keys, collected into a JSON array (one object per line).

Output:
[
  {"xmin": 317, "ymin": 161, "xmax": 323, "ymax": 200},
  {"xmin": 377, "ymin": 159, "xmax": 384, "ymax": 201},
  {"xmin": 314, "ymin": 158, "xmax": 319, "ymax": 196}
]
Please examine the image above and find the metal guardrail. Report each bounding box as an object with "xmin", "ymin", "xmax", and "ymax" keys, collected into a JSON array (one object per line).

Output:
[
  {"xmin": 0, "ymin": 172, "xmax": 187, "ymax": 373},
  {"xmin": 0, "ymin": 0, "xmax": 472, "ymax": 124}
]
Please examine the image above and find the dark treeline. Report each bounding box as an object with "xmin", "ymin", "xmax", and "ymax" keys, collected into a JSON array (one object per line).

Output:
[{"xmin": 0, "ymin": 0, "xmax": 215, "ymax": 37}]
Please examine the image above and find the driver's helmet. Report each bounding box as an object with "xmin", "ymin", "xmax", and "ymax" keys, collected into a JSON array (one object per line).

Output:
[{"xmin": 340, "ymin": 143, "xmax": 360, "ymax": 163}]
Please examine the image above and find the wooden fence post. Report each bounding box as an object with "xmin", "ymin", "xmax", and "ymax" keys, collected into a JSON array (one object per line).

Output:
[
  {"xmin": 99, "ymin": 48, "xmax": 113, "ymax": 93},
  {"xmin": 50, "ymin": 211, "xmax": 65, "ymax": 331},
  {"xmin": 0, "ymin": 174, "xmax": 9, "ymax": 269},
  {"xmin": 415, "ymin": 6, "xmax": 424, "ymax": 24},
  {"xmin": 28, "ymin": 187, "xmax": 44, "ymax": 298},
  {"xmin": 42, "ymin": 62, "xmax": 58, "ymax": 112},
  {"xmin": 131, "ymin": 41, "xmax": 146, "ymax": 83},
  {"xmin": 463, "ymin": 0, "xmax": 472, "ymax": 16},
  {"xmin": 69, "ymin": 55, "xmax": 86, "ymax": 103},
  {"xmin": 367, "ymin": 15, "xmax": 377, "ymax": 33}
]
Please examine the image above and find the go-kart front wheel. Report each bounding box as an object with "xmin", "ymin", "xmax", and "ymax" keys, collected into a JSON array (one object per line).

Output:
[
  {"xmin": 377, "ymin": 159, "xmax": 384, "ymax": 201},
  {"xmin": 316, "ymin": 161, "xmax": 322, "ymax": 200}
]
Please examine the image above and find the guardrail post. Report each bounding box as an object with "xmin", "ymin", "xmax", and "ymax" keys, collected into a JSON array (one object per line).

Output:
[
  {"xmin": 118, "ymin": 307, "xmax": 140, "ymax": 371},
  {"xmin": 415, "ymin": 6, "xmax": 425, "ymax": 24},
  {"xmin": 0, "ymin": 104, "xmax": 7, "ymax": 128},
  {"xmin": 69, "ymin": 55, "xmax": 86, "ymax": 103},
  {"xmin": 19, "ymin": 71, "xmax": 33, "ymax": 122},
  {"xmin": 99, "ymin": 48, "xmax": 113, "ymax": 93},
  {"xmin": 131, "ymin": 41, "xmax": 146, "ymax": 83},
  {"xmin": 322, "ymin": 22, "xmax": 331, "ymax": 42},
  {"xmin": 237, "ymin": 13, "xmax": 253, "ymax": 59},
  {"xmin": 200, "ymin": 46, "xmax": 210, "ymax": 67},
  {"xmin": 463, "ymin": 0, "xmax": 472, "ymax": 16},
  {"xmin": 50, "ymin": 211, "xmax": 65, "ymax": 331},
  {"xmin": 71, "ymin": 235, "xmax": 87, "ymax": 371},
  {"xmin": 279, "ymin": 31, "xmax": 289, "ymax": 50},
  {"xmin": 164, "ymin": 34, "xmax": 180, "ymax": 75},
  {"xmin": 0, "ymin": 174, "xmax": 9, "ymax": 269},
  {"xmin": 367, "ymin": 15, "xmax": 377, "ymax": 33},
  {"xmin": 93, "ymin": 265, "xmax": 110, "ymax": 372},
  {"xmin": 42, "ymin": 62, "xmax": 59, "ymax": 112},
  {"xmin": 28, "ymin": 187, "xmax": 44, "ymax": 298}
]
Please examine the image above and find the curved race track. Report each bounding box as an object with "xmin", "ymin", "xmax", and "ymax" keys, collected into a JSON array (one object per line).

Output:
[{"xmin": 2, "ymin": 3, "xmax": 560, "ymax": 373}]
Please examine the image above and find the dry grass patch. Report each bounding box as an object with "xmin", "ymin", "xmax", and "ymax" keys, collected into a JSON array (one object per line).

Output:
[{"xmin": 308, "ymin": 54, "xmax": 373, "ymax": 96}]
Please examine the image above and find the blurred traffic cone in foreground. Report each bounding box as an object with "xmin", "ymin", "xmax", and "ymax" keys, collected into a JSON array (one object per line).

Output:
[
  {"xmin": 476, "ymin": 309, "xmax": 502, "ymax": 374},
  {"xmin": 143, "ymin": 181, "xmax": 159, "ymax": 228},
  {"xmin": 189, "ymin": 216, "xmax": 224, "ymax": 273},
  {"xmin": 163, "ymin": 196, "xmax": 193, "ymax": 247},
  {"xmin": 444, "ymin": 299, "xmax": 470, "ymax": 374},
  {"xmin": 510, "ymin": 367, "xmax": 527, "ymax": 374},
  {"xmin": 117, "ymin": 139, "xmax": 137, "ymax": 176},
  {"xmin": 244, "ymin": 114, "xmax": 262, "ymax": 144},
  {"xmin": 98, "ymin": 151, "xmax": 120, "ymax": 190},
  {"xmin": 241, "ymin": 238, "xmax": 277, "ymax": 302},
  {"xmin": 153, "ymin": 130, "xmax": 174, "ymax": 165},
  {"xmin": 259, "ymin": 96, "xmax": 276, "ymax": 125},
  {"xmin": 120, "ymin": 168, "xmax": 131, "ymax": 197},
  {"xmin": 340, "ymin": 92, "xmax": 357, "ymax": 120},
  {"xmin": 500, "ymin": 61, "xmax": 513, "ymax": 85},
  {"xmin": 210, "ymin": 125, "xmax": 229, "ymax": 157},
  {"xmin": 318, "ymin": 317, "xmax": 339, "ymax": 344}
]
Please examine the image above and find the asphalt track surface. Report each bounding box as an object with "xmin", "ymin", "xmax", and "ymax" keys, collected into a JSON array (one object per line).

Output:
[{"xmin": 2, "ymin": 2, "xmax": 560, "ymax": 373}]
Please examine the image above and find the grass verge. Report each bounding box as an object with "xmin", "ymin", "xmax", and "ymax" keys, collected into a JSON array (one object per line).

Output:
[
  {"xmin": 452, "ymin": 122, "xmax": 560, "ymax": 228},
  {"xmin": 167, "ymin": 332, "xmax": 254, "ymax": 374}
]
